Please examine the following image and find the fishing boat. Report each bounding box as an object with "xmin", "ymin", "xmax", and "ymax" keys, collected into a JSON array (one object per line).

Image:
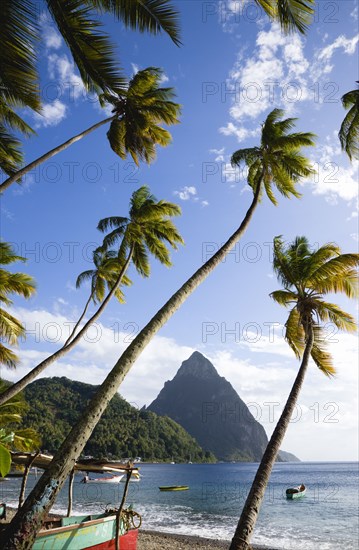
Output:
[
  {"xmin": 0, "ymin": 452, "xmax": 141, "ymax": 549},
  {"xmin": 286, "ymin": 484, "xmax": 306, "ymax": 499},
  {"xmin": 159, "ymin": 485, "xmax": 189, "ymax": 491},
  {"xmin": 81, "ymin": 474, "xmax": 124, "ymax": 483}
]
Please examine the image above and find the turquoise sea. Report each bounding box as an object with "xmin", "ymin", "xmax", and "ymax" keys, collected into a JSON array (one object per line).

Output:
[{"xmin": 1, "ymin": 462, "xmax": 358, "ymax": 549}]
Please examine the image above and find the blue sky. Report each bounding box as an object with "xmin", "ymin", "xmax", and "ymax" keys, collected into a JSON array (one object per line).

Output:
[{"xmin": 1, "ymin": 0, "xmax": 358, "ymax": 461}]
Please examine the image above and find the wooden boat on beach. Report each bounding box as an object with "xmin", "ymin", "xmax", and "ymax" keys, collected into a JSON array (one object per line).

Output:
[
  {"xmin": 81, "ymin": 474, "xmax": 124, "ymax": 483},
  {"xmin": 0, "ymin": 452, "xmax": 141, "ymax": 549},
  {"xmin": 159, "ymin": 485, "xmax": 189, "ymax": 491},
  {"xmin": 286, "ymin": 484, "xmax": 306, "ymax": 499}
]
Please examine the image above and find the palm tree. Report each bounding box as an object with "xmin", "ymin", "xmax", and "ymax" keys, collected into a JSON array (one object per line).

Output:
[
  {"xmin": 0, "ymin": 0, "xmax": 180, "ymax": 114},
  {"xmin": 1, "ymin": 110, "xmax": 316, "ymax": 547},
  {"xmin": 255, "ymin": 0, "xmax": 315, "ymax": 34},
  {"xmin": 0, "ymin": 379, "xmax": 41, "ymax": 477},
  {"xmin": 339, "ymin": 82, "xmax": 359, "ymax": 161},
  {"xmin": 229, "ymin": 236, "xmax": 358, "ymax": 550},
  {"xmin": 0, "ymin": 186, "xmax": 183, "ymax": 407},
  {"xmin": 0, "ymin": 68, "xmax": 180, "ymax": 193},
  {"xmin": 0, "ymin": 242, "xmax": 36, "ymax": 370},
  {"xmin": 64, "ymin": 248, "xmax": 132, "ymax": 345}
]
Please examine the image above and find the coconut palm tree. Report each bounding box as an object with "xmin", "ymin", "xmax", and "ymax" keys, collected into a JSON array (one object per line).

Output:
[
  {"xmin": 1, "ymin": 110, "xmax": 316, "ymax": 547},
  {"xmin": 0, "ymin": 0, "xmax": 180, "ymax": 114},
  {"xmin": 0, "ymin": 186, "xmax": 183, "ymax": 407},
  {"xmin": 0, "ymin": 68, "xmax": 180, "ymax": 193},
  {"xmin": 339, "ymin": 82, "xmax": 359, "ymax": 161},
  {"xmin": 255, "ymin": 0, "xmax": 314, "ymax": 34},
  {"xmin": 0, "ymin": 379, "xmax": 41, "ymax": 477},
  {"xmin": 229, "ymin": 236, "xmax": 358, "ymax": 550},
  {"xmin": 0, "ymin": 242, "xmax": 36, "ymax": 370},
  {"xmin": 64, "ymin": 248, "xmax": 132, "ymax": 345}
]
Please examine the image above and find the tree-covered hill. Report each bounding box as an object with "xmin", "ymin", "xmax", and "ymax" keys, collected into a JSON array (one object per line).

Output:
[{"xmin": 21, "ymin": 377, "xmax": 215, "ymax": 463}]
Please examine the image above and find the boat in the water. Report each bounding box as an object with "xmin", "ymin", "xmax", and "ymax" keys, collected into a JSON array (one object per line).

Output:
[
  {"xmin": 159, "ymin": 485, "xmax": 189, "ymax": 491},
  {"xmin": 1, "ymin": 452, "xmax": 141, "ymax": 549},
  {"xmin": 286, "ymin": 484, "xmax": 306, "ymax": 499},
  {"xmin": 81, "ymin": 474, "xmax": 124, "ymax": 483}
]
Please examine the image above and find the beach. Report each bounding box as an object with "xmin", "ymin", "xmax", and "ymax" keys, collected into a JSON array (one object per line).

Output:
[{"xmin": 138, "ymin": 530, "xmax": 279, "ymax": 549}]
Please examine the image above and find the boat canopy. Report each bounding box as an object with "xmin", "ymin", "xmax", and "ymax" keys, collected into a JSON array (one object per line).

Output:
[{"xmin": 10, "ymin": 452, "xmax": 139, "ymax": 475}]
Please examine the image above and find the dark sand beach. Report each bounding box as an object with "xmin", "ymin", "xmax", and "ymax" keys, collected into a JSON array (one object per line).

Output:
[{"xmin": 138, "ymin": 529, "xmax": 280, "ymax": 549}]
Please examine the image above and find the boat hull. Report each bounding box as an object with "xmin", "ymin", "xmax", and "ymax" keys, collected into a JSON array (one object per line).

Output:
[
  {"xmin": 286, "ymin": 485, "xmax": 306, "ymax": 499},
  {"xmin": 159, "ymin": 486, "xmax": 189, "ymax": 491},
  {"xmin": 33, "ymin": 514, "xmax": 138, "ymax": 550}
]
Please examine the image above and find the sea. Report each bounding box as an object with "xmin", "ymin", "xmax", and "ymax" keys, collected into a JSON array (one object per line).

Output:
[{"xmin": 1, "ymin": 462, "xmax": 358, "ymax": 549}]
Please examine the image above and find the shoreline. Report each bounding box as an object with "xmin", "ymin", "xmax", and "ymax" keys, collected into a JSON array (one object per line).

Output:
[{"xmin": 138, "ymin": 529, "xmax": 281, "ymax": 550}]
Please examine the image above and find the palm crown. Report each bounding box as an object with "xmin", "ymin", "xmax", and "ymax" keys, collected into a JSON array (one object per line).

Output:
[
  {"xmin": 98, "ymin": 185, "xmax": 184, "ymax": 277},
  {"xmin": 103, "ymin": 67, "xmax": 181, "ymax": 165},
  {"xmin": 339, "ymin": 83, "xmax": 359, "ymax": 161},
  {"xmin": 76, "ymin": 248, "xmax": 132, "ymax": 304},
  {"xmin": 231, "ymin": 109, "xmax": 316, "ymax": 206},
  {"xmin": 271, "ymin": 236, "xmax": 359, "ymax": 375}
]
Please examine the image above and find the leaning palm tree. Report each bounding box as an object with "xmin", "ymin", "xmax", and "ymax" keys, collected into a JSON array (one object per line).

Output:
[
  {"xmin": 64, "ymin": 248, "xmax": 132, "ymax": 345},
  {"xmin": 255, "ymin": 0, "xmax": 314, "ymax": 34},
  {"xmin": 0, "ymin": 242, "xmax": 36, "ymax": 370},
  {"xmin": 229, "ymin": 236, "xmax": 359, "ymax": 549},
  {"xmin": 0, "ymin": 186, "xmax": 183, "ymax": 407},
  {"xmin": 0, "ymin": 68, "xmax": 180, "ymax": 193},
  {"xmin": 1, "ymin": 110, "xmax": 316, "ymax": 547},
  {"xmin": 339, "ymin": 82, "xmax": 359, "ymax": 161},
  {"xmin": 0, "ymin": 0, "xmax": 180, "ymax": 114}
]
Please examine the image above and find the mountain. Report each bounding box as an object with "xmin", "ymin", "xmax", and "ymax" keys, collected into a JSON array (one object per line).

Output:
[
  {"xmin": 21, "ymin": 377, "xmax": 216, "ymax": 463},
  {"xmin": 278, "ymin": 450, "xmax": 301, "ymax": 462},
  {"xmin": 148, "ymin": 352, "xmax": 269, "ymax": 461}
]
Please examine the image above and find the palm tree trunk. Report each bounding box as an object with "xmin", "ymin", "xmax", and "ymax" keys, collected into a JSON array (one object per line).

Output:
[
  {"xmin": 0, "ymin": 247, "xmax": 134, "ymax": 407},
  {"xmin": 63, "ymin": 291, "xmax": 94, "ymax": 346},
  {"xmin": 0, "ymin": 116, "xmax": 114, "ymax": 194},
  {"xmin": 229, "ymin": 327, "xmax": 315, "ymax": 550},
  {"xmin": 2, "ymin": 184, "xmax": 262, "ymax": 549}
]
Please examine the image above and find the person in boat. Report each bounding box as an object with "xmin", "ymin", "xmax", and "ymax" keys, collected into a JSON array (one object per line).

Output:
[{"xmin": 81, "ymin": 474, "xmax": 89, "ymax": 483}]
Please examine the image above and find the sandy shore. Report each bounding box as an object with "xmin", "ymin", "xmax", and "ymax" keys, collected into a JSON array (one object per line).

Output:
[{"xmin": 138, "ymin": 530, "xmax": 280, "ymax": 550}]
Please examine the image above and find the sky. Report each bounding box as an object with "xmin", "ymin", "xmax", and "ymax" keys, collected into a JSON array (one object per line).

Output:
[{"xmin": 1, "ymin": 0, "xmax": 358, "ymax": 462}]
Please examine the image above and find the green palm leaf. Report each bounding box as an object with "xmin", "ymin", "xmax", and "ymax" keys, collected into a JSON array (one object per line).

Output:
[
  {"xmin": 89, "ymin": 0, "xmax": 181, "ymax": 46},
  {"xmin": 47, "ymin": 0, "xmax": 126, "ymax": 94},
  {"xmin": 339, "ymin": 84, "xmax": 359, "ymax": 161}
]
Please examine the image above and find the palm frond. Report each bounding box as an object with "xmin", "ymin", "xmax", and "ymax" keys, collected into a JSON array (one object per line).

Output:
[
  {"xmin": 0, "ymin": 344, "xmax": 19, "ymax": 369},
  {"xmin": 284, "ymin": 307, "xmax": 305, "ymax": 359},
  {"xmin": 47, "ymin": 0, "xmax": 125, "ymax": 94},
  {"xmin": 311, "ymin": 325, "xmax": 336, "ymax": 377},
  {"xmin": 339, "ymin": 86, "xmax": 359, "ymax": 161},
  {"xmin": 89, "ymin": 0, "xmax": 181, "ymax": 45},
  {"xmin": 0, "ymin": 0, "xmax": 40, "ymax": 110},
  {"xmin": 274, "ymin": 0, "xmax": 315, "ymax": 34},
  {"xmin": 0, "ymin": 308, "xmax": 25, "ymax": 344}
]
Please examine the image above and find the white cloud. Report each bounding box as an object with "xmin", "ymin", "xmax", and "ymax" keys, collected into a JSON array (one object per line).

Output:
[
  {"xmin": 131, "ymin": 63, "xmax": 140, "ymax": 75},
  {"xmin": 221, "ymin": 24, "xmax": 358, "ymax": 139},
  {"xmin": 209, "ymin": 148, "xmax": 225, "ymax": 162},
  {"xmin": 40, "ymin": 13, "xmax": 62, "ymax": 50},
  {"xmin": 303, "ymin": 134, "xmax": 359, "ymax": 204},
  {"xmin": 174, "ymin": 186, "xmax": 197, "ymax": 201},
  {"xmin": 33, "ymin": 100, "xmax": 67, "ymax": 128},
  {"xmin": 48, "ymin": 54, "xmax": 85, "ymax": 100}
]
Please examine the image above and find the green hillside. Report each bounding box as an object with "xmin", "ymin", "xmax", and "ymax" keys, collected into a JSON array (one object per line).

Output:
[{"xmin": 22, "ymin": 377, "xmax": 215, "ymax": 463}]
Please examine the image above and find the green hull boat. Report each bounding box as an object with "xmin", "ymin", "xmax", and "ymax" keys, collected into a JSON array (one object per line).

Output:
[
  {"xmin": 286, "ymin": 484, "xmax": 306, "ymax": 499},
  {"xmin": 159, "ymin": 485, "xmax": 189, "ymax": 491}
]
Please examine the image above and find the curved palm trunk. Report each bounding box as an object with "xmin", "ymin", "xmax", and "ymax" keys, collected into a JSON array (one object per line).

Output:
[
  {"xmin": 63, "ymin": 291, "xmax": 94, "ymax": 346},
  {"xmin": 0, "ymin": 247, "xmax": 134, "ymax": 407},
  {"xmin": 3, "ymin": 184, "xmax": 262, "ymax": 549},
  {"xmin": 0, "ymin": 116, "xmax": 114, "ymax": 194},
  {"xmin": 229, "ymin": 327, "xmax": 314, "ymax": 550}
]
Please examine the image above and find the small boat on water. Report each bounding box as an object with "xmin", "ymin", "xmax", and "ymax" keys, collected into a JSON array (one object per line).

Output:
[
  {"xmin": 159, "ymin": 485, "xmax": 189, "ymax": 491},
  {"xmin": 286, "ymin": 484, "xmax": 306, "ymax": 499},
  {"xmin": 81, "ymin": 474, "xmax": 124, "ymax": 483}
]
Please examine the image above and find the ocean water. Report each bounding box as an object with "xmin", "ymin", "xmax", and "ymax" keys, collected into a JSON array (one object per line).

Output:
[{"xmin": 1, "ymin": 462, "xmax": 358, "ymax": 549}]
